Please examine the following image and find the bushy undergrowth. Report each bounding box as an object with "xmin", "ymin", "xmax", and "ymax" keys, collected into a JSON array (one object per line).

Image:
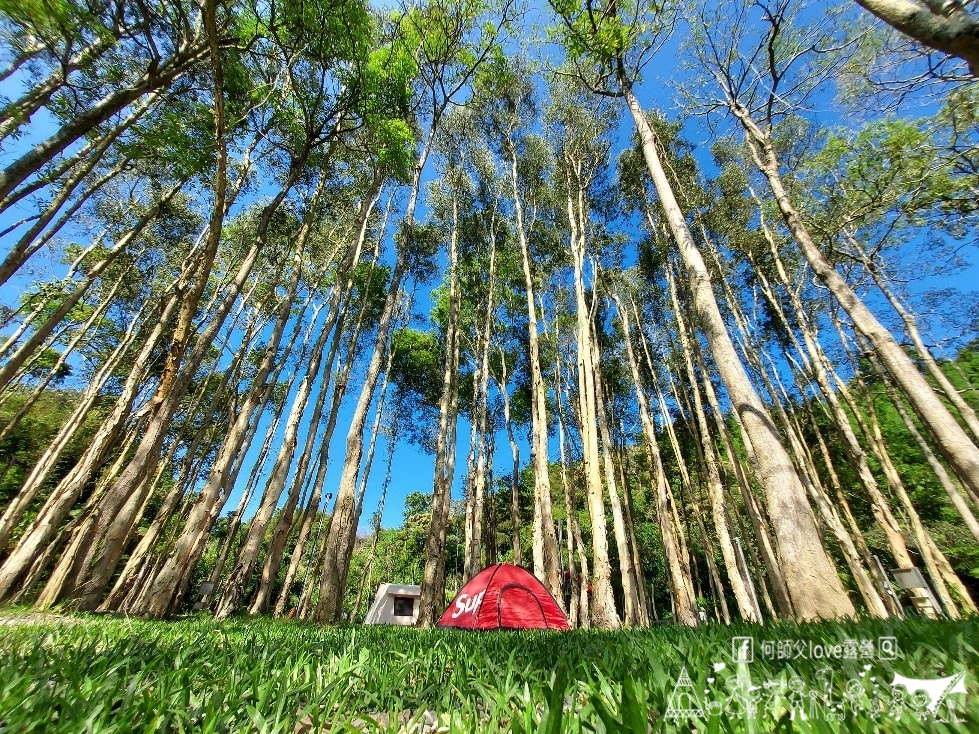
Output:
[{"xmin": 0, "ymin": 614, "xmax": 976, "ymax": 732}]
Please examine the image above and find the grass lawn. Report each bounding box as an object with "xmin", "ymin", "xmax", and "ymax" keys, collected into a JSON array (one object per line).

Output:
[{"xmin": 0, "ymin": 613, "xmax": 976, "ymax": 732}]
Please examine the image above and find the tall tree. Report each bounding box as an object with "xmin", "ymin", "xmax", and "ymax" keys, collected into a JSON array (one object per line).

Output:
[{"xmin": 551, "ymin": 0, "xmax": 856, "ymax": 621}]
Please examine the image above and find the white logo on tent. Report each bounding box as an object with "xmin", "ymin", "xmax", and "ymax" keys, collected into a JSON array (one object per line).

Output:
[{"xmin": 451, "ymin": 590, "xmax": 486, "ymax": 618}]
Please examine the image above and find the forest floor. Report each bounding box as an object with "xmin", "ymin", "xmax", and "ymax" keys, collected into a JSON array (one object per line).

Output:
[{"xmin": 0, "ymin": 612, "xmax": 976, "ymax": 732}]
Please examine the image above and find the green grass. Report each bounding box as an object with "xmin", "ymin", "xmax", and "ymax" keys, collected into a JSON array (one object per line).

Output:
[{"xmin": 0, "ymin": 615, "xmax": 977, "ymax": 732}]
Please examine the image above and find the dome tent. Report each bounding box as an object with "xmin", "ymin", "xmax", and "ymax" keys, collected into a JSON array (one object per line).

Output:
[{"xmin": 437, "ymin": 563, "xmax": 571, "ymax": 631}]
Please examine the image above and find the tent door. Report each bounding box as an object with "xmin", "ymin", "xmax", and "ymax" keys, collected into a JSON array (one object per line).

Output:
[{"xmin": 497, "ymin": 583, "xmax": 547, "ymax": 628}]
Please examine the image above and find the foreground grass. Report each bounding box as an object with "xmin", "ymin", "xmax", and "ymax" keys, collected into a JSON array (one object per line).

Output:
[{"xmin": 0, "ymin": 614, "xmax": 976, "ymax": 732}]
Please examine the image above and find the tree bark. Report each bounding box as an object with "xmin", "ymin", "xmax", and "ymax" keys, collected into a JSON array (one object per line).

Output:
[
  {"xmin": 417, "ymin": 195, "xmax": 463, "ymax": 628},
  {"xmin": 463, "ymin": 221, "xmax": 496, "ymax": 581},
  {"xmin": 737, "ymin": 113, "xmax": 979, "ymax": 502},
  {"xmin": 510, "ymin": 140, "xmax": 562, "ymax": 605},
  {"xmin": 853, "ymin": 0, "xmax": 979, "ymax": 75},
  {"xmin": 614, "ymin": 292, "xmax": 700, "ymax": 625},
  {"xmin": 623, "ymin": 83, "xmax": 853, "ymax": 620},
  {"xmin": 313, "ymin": 253, "xmax": 407, "ymax": 623}
]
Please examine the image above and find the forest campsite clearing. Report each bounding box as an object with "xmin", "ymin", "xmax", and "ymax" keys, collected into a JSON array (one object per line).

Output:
[
  {"xmin": 2, "ymin": 0, "xmax": 979, "ymax": 731},
  {"xmin": 1, "ymin": 614, "xmax": 977, "ymax": 732}
]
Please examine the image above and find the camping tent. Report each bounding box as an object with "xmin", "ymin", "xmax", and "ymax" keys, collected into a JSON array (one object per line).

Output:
[
  {"xmin": 363, "ymin": 583, "xmax": 421, "ymax": 625},
  {"xmin": 437, "ymin": 563, "xmax": 571, "ymax": 631}
]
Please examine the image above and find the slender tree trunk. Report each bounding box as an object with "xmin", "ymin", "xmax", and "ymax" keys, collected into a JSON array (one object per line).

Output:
[
  {"xmin": 0, "ymin": 34, "xmax": 116, "ymax": 144},
  {"xmin": 632, "ymin": 290, "xmax": 756, "ymax": 623},
  {"xmin": 220, "ymin": 179, "xmax": 371, "ymax": 618},
  {"xmin": 463, "ymin": 226, "xmax": 496, "ymax": 581},
  {"xmin": 614, "ymin": 415, "xmax": 651, "ymax": 623},
  {"xmin": 0, "ymin": 178, "xmax": 187, "ymax": 394},
  {"xmin": 313, "ymin": 253, "xmax": 406, "ymax": 623},
  {"xmin": 615, "ymin": 291, "xmax": 703, "ymax": 625},
  {"xmin": 887, "ymin": 374, "xmax": 979, "ymax": 543},
  {"xmin": 0, "ymin": 144, "xmax": 133, "ymax": 290},
  {"xmin": 0, "ymin": 264, "xmax": 133, "ymax": 447},
  {"xmin": 555, "ymin": 365, "xmax": 579, "ymax": 626},
  {"xmin": 766, "ymin": 347, "xmax": 891, "ymax": 618},
  {"xmin": 116, "ymin": 272, "xmax": 312, "ymax": 617},
  {"xmin": 590, "ymin": 304, "xmax": 644, "ymax": 626},
  {"xmin": 738, "ymin": 115, "xmax": 979, "ymax": 500},
  {"xmin": 497, "ymin": 349, "xmax": 521, "ymax": 566},
  {"xmin": 131, "ymin": 161, "xmax": 374, "ymax": 618},
  {"xmin": 0, "ymin": 41, "xmax": 209, "ymax": 203},
  {"xmin": 274, "ymin": 315, "xmax": 362, "ymax": 617},
  {"xmin": 259, "ymin": 329, "xmax": 345, "ymax": 618},
  {"xmin": 484, "ymin": 435, "xmax": 498, "ymax": 568},
  {"xmin": 103, "ymin": 314, "xmax": 254, "ymax": 611},
  {"xmin": 665, "ymin": 259, "xmax": 792, "ymax": 618},
  {"xmin": 623, "ymin": 85, "xmax": 852, "ymax": 620},
  {"xmin": 347, "ymin": 390, "xmax": 401, "ymax": 622},
  {"xmin": 857, "ymin": 337, "xmax": 978, "ymax": 615},
  {"xmin": 563, "ymin": 216, "xmax": 618, "ymax": 626},
  {"xmin": 38, "ymin": 23, "xmax": 232, "ymax": 610},
  {"xmin": 510, "ymin": 140, "xmax": 562, "ymax": 604},
  {"xmin": 704, "ymin": 230, "xmax": 886, "ymax": 618},
  {"xmin": 0, "ymin": 284, "xmax": 176, "ymax": 598},
  {"xmin": 216, "ymin": 301, "xmax": 336, "ymax": 618},
  {"xmin": 658, "ymin": 365, "xmax": 729, "ymax": 624},
  {"xmin": 417, "ymin": 191, "xmax": 464, "ymax": 628},
  {"xmin": 863, "ymin": 255, "xmax": 979, "ymax": 444},
  {"xmin": 831, "ymin": 319, "xmax": 964, "ymax": 616},
  {"xmin": 747, "ymin": 207, "xmax": 939, "ymax": 597}
]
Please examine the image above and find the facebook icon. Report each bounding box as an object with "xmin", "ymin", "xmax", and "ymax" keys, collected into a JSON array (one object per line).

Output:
[{"xmin": 732, "ymin": 636, "xmax": 754, "ymax": 663}]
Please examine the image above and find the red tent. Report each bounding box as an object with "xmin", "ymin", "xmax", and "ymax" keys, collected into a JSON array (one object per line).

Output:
[{"xmin": 437, "ymin": 563, "xmax": 571, "ymax": 631}]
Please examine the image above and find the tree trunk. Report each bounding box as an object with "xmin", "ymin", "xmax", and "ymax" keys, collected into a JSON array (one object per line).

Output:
[
  {"xmin": 216, "ymin": 295, "xmax": 337, "ymax": 619},
  {"xmin": 887, "ymin": 373, "xmax": 979, "ymax": 544},
  {"xmin": 497, "ymin": 349, "xmax": 521, "ymax": 566},
  {"xmin": 616, "ymin": 297, "xmax": 698, "ymax": 624},
  {"xmin": 738, "ymin": 115, "xmax": 979, "ymax": 501},
  {"xmin": 562, "ymin": 206, "xmax": 618, "ymax": 626},
  {"xmin": 132, "ymin": 167, "xmax": 378, "ymax": 618},
  {"xmin": 832, "ymin": 319, "xmax": 965, "ymax": 616},
  {"xmin": 853, "ymin": 0, "xmax": 979, "ymax": 75},
  {"xmin": 858, "ymin": 337, "xmax": 978, "ymax": 615},
  {"xmin": 0, "ymin": 33, "xmax": 116, "ymax": 144},
  {"xmin": 623, "ymin": 85, "xmax": 852, "ymax": 620},
  {"xmin": 417, "ymin": 195, "xmax": 463, "ymax": 628},
  {"xmin": 555, "ymin": 365, "xmax": 579, "ymax": 626},
  {"xmin": 313, "ymin": 254, "xmax": 406, "ymax": 623},
  {"xmin": 0, "ymin": 283, "xmax": 177, "ymax": 599},
  {"xmin": 510, "ymin": 141, "xmax": 562, "ymax": 605},
  {"xmin": 863, "ymin": 254, "xmax": 979, "ymax": 444},
  {"xmin": 657, "ymin": 365, "xmax": 729, "ymax": 624},
  {"xmin": 0, "ymin": 178, "xmax": 187, "ymax": 394},
  {"xmin": 704, "ymin": 227, "xmax": 887, "ymax": 618},
  {"xmin": 634, "ymin": 290, "xmax": 756, "ymax": 623},
  {"xmin": 666, "ymin": 260, "xmax": 790, "ymax": 618},
  {"xmin": 38, "ymin": 23, "xmax": 234, "ymax": 610},
  {"xmin": 463, "ymin": 224, "xmax": 496, "ymax": 581},
  {"xmin": 0, "ymin": 41, "xmax": 209, "ymax": 203}
]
